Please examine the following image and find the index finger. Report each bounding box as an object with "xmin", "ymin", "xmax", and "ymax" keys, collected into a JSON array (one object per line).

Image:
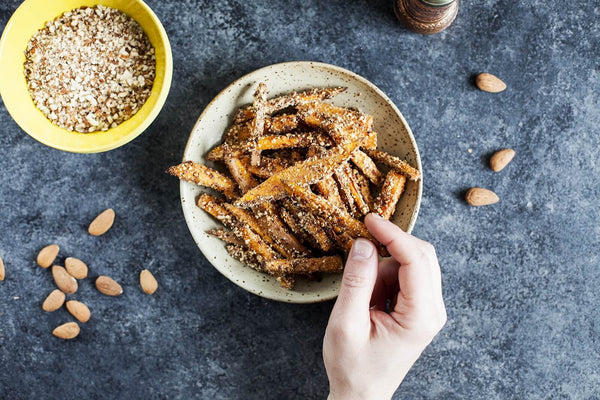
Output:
[{"xmin": 364, "ymin": 213, "xmax": 429, "ymax": 266}]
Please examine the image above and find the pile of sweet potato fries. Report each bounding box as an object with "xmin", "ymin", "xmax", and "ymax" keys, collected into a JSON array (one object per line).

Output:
[{"xmin": 167, "ymin": 83, "xmax": 420, "ymax": 289}]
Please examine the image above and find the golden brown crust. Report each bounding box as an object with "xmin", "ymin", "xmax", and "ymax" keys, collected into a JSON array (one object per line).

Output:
[
  {"xmin": 363, "ymin": 148, "xmax": 421, "ymax": 181},
  {"xmin": 374, "ymin": 171, "xmax": 407, "ymax": 220},
  {"xmin": 351, "ymin": 149, "xmax": 383, "ymax": 185},
  {"xmin": 166, "ymin": 161, "xmax": 238, "ymax": 200},
  {"xmin": 264, "ymin": 256, "xmax": 343, "ymax": 276},
  {"xmin": 207, "ymin": 228, "xmax": 244, "ymax": 246}
]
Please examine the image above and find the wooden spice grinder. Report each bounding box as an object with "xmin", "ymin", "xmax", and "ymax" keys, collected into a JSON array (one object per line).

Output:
[{"xmin": 394, "ymin": 0, "xmax": 459, "ymax": 34}]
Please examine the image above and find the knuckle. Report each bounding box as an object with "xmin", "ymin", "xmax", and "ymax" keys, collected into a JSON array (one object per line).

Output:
[
  {"xmin": 342, "ymin": 272, "xmax": 370, "ymax": 289},
  {"xmin": 422, "ymin": 242, "xmax": 436, "ymax": 255}
]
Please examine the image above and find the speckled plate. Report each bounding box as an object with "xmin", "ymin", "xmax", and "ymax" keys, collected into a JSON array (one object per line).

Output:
[{"xmin": 181, "ymin": 61, "xmax": 422, "ymax": 303}]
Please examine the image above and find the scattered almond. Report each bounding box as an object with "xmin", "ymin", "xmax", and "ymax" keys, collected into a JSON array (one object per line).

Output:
[
  {"xmin": 42, "ymin": 289, "xmax": 66, "ymax": 312},
  {"xmin": 66, "ymin": 300, "xmax": 91, "ymax": 323},
  {"xmin": 140, "ymin": 269, "xmax": 158, "ymax": 295},
  {"xmin": 52, "ymin": 265, "xmax": 78, "ymax": 294},
  {"xmin": 490, "ymin": 148, "xmax": 515, "ymax": 172},
  {"xmin": 465, "ymin": 188, "xmax": 500, "ymax": 206},
  {"xmin": 65, "ymin": 257, "xmax": 88, "ymax": 279},
  {"xmin": 37, "ymin": 244, "xmax": 59, "ymax": 268},
  {"xmin": 96, "ymin": 275, "xmax": 123, "ymax": 296},
  {"xmin": 0, "ymin": 257, "xmax": 4, "ymax": 281},
  {"xmin": 52, "ymin": 322, "xmax": 80, "ymax": 340},
  {"xmin": 88, "ymin": 208, "xmax": 115, "ymax": 236},
  {"xmin": 475, "ymin": 73, "xmax": 506, "ymax": 93}
]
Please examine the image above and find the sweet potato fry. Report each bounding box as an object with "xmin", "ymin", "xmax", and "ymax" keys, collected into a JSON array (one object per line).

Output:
[
  {"xmin": 281, "ymin": 199, "xmax": 333, "ymax": 253},
  {"xmin": 207, "ymin": 228, "xmax": 244, "ymax": 246},
  {"xmin": 297, "ymin": 102, "xmax": 373, "ymax": 144},
  {"xmin": 252, "ymin": 202, "xmax": 310, "ymax": 258},
  {"xmin": 226, "ymin": 244, "xmax": 263, "ymax": 272},
  {"xmin": 235, "ymin": 139, "xmax": 361, "ymax": 208},
  {"xmin": 344, "ymin": 164, "xmax": 371, "ymax": 216},
  {"xmin": 363, "ymin": 149, "xmax": 421, "ymax": 181},
  {"xmin": 264, "ymin": 256, "xmax": 343, "ymax": 276},
  {"xmin": 353, "ymin": 168, "xmax": 374, "ymax": 212},
  {"xmin": 234, "ymin": 87, "xmax": 347, "ymax": 123},
  {"xmin": 361, "ymin": 130, "xmax": 377, "ymax": 150},
  {"xmin": 166, "ymin": 161, "xmax": 238, "ymax": 200},
  {"xmin": 351, "ymin": 149, "xmax": 383, "ymax": 185},
  {"xmin": 223, "ymin": 150, "xmax": 259, "ymax": 193},
  {"xmin": 334, "ymin": 166, "xmax": 358, "ymax": 217},
  {"xmin": 374, "ymin": 170, "xmax": 407, "ymax": 220},
  {"xmin": 315, "ymin": 174, "xmax": 345, "ymax": 209},
  {"xmin": 265, "ymin": 113, "xmax": 299, "ymax": 134},
  {"xmin": 279, "ymin": 204, "xmax": 314, "ymax": 247},
  {"xmin": 275, "ymin": 275, "xmax": 295, "ymax": 289},
  {"xmin": 250, "ymin": 83, "xmax": 268, "ymax": 166},
  {"xmin": 197, "ymin": 194, "xmax": 279, "ymax": 262},
  {"xmin": 245, "ymin": 156, "xmax": 289, "ymax": 178}
]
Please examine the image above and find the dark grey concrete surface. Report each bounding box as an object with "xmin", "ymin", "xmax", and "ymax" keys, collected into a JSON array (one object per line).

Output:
[{"xmin": 1, "ymin": 1, "xmax": 599, "ymax": 399}]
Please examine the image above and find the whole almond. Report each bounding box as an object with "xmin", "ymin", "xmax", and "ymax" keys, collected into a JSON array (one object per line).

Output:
[
  {"xmin": 140, "ymin": 269, "xmax": 158, "ymax": 295},
  {"xmin": 465, "ymin": 188, "xmax": 500, "ymax": 206},
  {"xmin": 37, "ymin": 244, "xmax": 59, "ymax": 268},
  {"xmin": 65, "ymin": 257, "xmax": 88, "ymax": 279},
  {"xmin": 490, "ymin": 149, "xmax": 515, "ymax": 172},
  {"xmin": 475, "ymin": 73, "xmax": 507, "ymax": 93},
  {"xmin": 66, "ymin": 300, "xmax": 91, "ymax": 323},
  {"xmin": 96, "ymin": 275, "xmax": 123, "ymax": 296},
  {"xmin": 52, "ymin": 322, "xmax": 80, "ymax": 340},
  {"xmin": 52, "ymin": 265, "xmax": 78, "ymax": 294},
  {"xmin": 0, "ymin": 257, "xmax": 4, "ymax": 281},
  {"xmin": 42, "ymin": 289, "xmax": 66, "ymax": 312},
  {"xmin": 88, "ymin": 208, "xmax": 115, "ymax": 236}
]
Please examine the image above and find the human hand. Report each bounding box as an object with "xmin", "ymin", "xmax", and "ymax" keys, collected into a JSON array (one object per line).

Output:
[{"xmin": 323, "ymin": 213, "xmax": 447, "ymax": 400}]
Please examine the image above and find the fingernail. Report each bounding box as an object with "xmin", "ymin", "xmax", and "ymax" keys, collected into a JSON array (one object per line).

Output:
[{"xmin": 350, "ymin": 239, "xmax": 374, "ymax": 260}]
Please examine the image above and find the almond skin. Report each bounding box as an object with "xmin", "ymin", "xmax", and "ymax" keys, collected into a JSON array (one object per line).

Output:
[
  {"xmin": 65, "ymin": 257, "xmax": 88, "ymax": 279},
  {"xmin": 490, "ymin": 149, "xmax": 515, "ymax": 172},
  {"xmin": 140, "ymin": 269, "xmax": 158, "ymax": 295},
  {"xmin": 42, "ymin": 289, "xmax": 66, "ymax": 312},
  {"xmin": 52, "ymin": 265, "xmax": 78, "ymax": 294},
  {"xmin": 475, "ymin": 73, "xmax": 506, "ymax": 93},
  {"xmin": 37, "ymin": 244, "xmax": 59, "ymax": 268},
  {"xmin": 88, "ymin": 208, "xmax": 115, "ymax": 236},
  {"xmin": 96, "ymin": 275, "xmax": 123, "ymax": 296},
  {"xmin": 465, "ymin": 188, "xmax": 500, "ymax": 206},
  {"xmin": 66, "ymin": 300, "xmax": 91, "ymax": 323},
  {"xmin": 0, "ymin": 257, "xmax": 4, "ymax": 281},
  {"xmin": 52, "ymin": 322, "xmax": 80, "ymax": 340}
]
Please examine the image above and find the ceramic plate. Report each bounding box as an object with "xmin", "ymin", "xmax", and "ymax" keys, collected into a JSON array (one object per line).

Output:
[{"xmin": 181, "ymin": 61, "xmax": 422, "ymax": 303}]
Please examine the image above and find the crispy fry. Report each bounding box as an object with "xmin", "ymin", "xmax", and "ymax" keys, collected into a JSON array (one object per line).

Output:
[
  {"xmin": 234, "ymin": 87, "xmax": 347, "ymax": 123},
  {"xmin": 223, "ymin": 150, "xmax": 259, "ymax": 193},
  {"xmin": 264, "ymin": 256, "xmax": 343, "ymax": 276},
  {"xmin": 315, "ymin": 174, "xmax": 345, "ymax": 209},
  {"xmin": 282, "ymin": 182, "xmax": 376, "ymax": 245},
  {"xmin": 279, "ymin": 204, "xmax": 314, "ymax": 246},
  {"xmin": 166, "ymin": 161, "xmax": 238, "ymax": 200},
  {"xmin": 197, "ymin": 194, "xmax": 279, "ymax": 262},
  {"xmin": 207, "ymin": 228, "xmax": 244, "ymax": 246},
  {"xmin": 374, "ymin": 170, "xmax": 407, "ymax": 220},
  {"xmin": 351, "ymin": 149, "xmax": 383, "ymax": 185},
  {"xmin": 236, "ymin": 139, "xmax": 361, "ymax": 208},
  {"xmin": 282, "ymin": 199, "xmax": 333, "ymax": 253},
  {"xmin": 265, "ymin": 113, "xmax": 299, "ymax": 134},
  {"xmin": 334, "ymin": 166, "xmax": 358, "ymax": 217},
  {"xmin": 253, "ymin": 202, "xmax": 310, "ymax": 258},
  {"xmin": 250, "ymin": 83, "xmax": 268, "ymax": 166},
  {"xmin": 297, "ymin": 102, "xmax": 373, "ymax": 144},
  {"xmin": 223, "ymin": 120, "xmax": 253, "ymax": 144},
  {"xmin": 361, "ymin": 130, "xmax": 377, "ymax": 150},
  {"xmin": 245, "ymin": 156, "xmax": 289, "ymax": 178},
  {"xmin": 363, "ymin": 149, "xmax": 421, "ymax": 181},
  {"xmin": 344, "ymin": 164, "xmax": 371, "ymax": 216},
  {"xmin": 353, "ymin": 168, "xmax": 374, "ymax": 212},
  {"xmin": 225, "ymin": 244, "xmax": 263, "ymax": 272}
]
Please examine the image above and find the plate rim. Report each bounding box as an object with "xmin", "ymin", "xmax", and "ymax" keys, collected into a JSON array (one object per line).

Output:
[{"xmin": 180, "ymin": 61, "xmax": 423, "ymax": 303}]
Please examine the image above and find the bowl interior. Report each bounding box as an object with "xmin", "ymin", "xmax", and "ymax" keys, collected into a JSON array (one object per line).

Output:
[
  {"xmin": 182, "ymin": 61, "xmax": 422, "ymax": 303},
  {"xmin": 0, "ymin": 0, "xmax": 172, "ymax": 153}
]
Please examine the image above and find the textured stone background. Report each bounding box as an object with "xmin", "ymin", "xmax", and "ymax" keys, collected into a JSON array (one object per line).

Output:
[{"xmin": 1, "ymin": 0, "xmax": 599, "ymax": 399}]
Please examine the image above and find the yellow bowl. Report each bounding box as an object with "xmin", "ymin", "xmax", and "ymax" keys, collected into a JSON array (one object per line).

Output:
[{"xmin": 0, "ymin": 0, "xmax": 173, "ymax": 153}]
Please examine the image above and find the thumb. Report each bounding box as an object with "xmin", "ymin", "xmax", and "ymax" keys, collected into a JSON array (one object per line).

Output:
[{"xmin": 331, "ymin": 238, "xmax": 378, "ymax": 329}]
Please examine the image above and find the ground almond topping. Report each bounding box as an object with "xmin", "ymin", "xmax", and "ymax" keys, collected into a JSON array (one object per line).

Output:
[{"xmin": 24, "ymin": 5, "xmax": 156, "ymax": 133}]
